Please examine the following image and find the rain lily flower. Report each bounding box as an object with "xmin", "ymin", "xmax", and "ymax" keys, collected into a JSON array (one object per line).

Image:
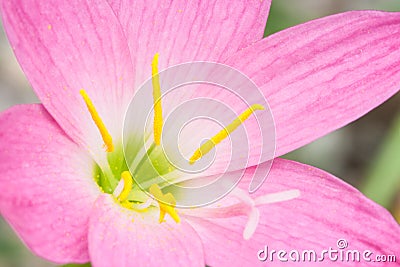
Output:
[{"xmin": 0, "ymin": 0, "xmax": 399, "ymax": 266}]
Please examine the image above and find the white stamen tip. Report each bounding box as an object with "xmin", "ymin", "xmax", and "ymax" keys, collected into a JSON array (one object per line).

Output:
[
  {"xmin": 243, "ymin": 208, "xmax": 260, "ymax": 240},
  {"xmin": 113, "ymin": 178, "xmax": 125, "ymax": 197},
  {"xmin": 136, "ymin": 197, "xmax": 153, "ymax": 210},
  {"xmin": 254, "ymin": 189, "xmax": 300, "ymax": 206}
]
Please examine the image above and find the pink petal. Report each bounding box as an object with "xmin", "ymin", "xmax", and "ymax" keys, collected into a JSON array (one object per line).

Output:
[
  {"xmin": 107, "ymin": 0, "xmax": 271, "ymax": 87},
  {"xmin": 225, "ymin": 11, "xmax": 400, "ymax": 157},
  {"xmin": 0, "ymin": 105, "xmax": 100, "ymax": 263},
  {"xmin": 148, "ymin": 11, "xmax": 400, "ymax": 177},
  {"xmin": 88, "ymin": 194, "xmax": 204, "ymax": 267},
  {"xmin": 186, "ymin": 158, "xmax": 399, "ymax": 266},
  {"xmin": 0, "ymin": 0, "xmax": 135, "ymax": 157}
]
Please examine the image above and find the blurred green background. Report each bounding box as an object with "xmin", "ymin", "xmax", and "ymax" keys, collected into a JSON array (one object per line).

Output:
[{"xmin": 0, "ymin": 0, "xmax": 399, "ymax": 266}]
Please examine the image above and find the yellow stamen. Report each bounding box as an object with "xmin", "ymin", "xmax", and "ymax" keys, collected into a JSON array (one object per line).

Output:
[
  {"xmin": 151, "ymin": 53, "xmax": 163, "ymax": 145},
  {"xmin": 117, "ymin": 171, "xmax": 133, "ymax": 202},
  {"xmin": 80, "ymin": 89, "xmax": 114, "ymax": 152},
  {"xmin": 189, "ymin": 104, "xmax": 265, "ymax": 164},
  {"xmin": 149, "ymin": 184, "xmax": 180, "ymax": 223}
]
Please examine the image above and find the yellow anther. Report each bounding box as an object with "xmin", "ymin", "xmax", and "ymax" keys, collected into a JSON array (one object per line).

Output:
[
  {"xmin": 117, "ymin": 171, "xmax": 133, "ymax": 202},
  {"xmin": 189, "ymin": 104, "xmax": 265, "ymax": 164},
  {"xmin": 151, "ymin": 53, "xmax": 163, "ymax": 145},
  {"xmin": 149, "ymin": 184, "xmax": 180, "ymax": 223},
  {"xmin": 80, "ymin": 89, "xmax": 114, "ymax": 152}
]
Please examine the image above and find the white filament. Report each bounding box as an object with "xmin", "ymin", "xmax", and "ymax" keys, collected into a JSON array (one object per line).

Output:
[
  {"xmin": 243, "ymin": 207, "xmax": 260, "ymax": 240},
  {"xmin": 112, "ymin": 178, "xmax": 125, "ymax": 197},
  {"xmin": 254, "ymin": 189, "xmax": 300, "ymax": 206}
]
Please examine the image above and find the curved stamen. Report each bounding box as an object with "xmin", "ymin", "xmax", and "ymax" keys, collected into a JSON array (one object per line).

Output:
[
  {"xmin": 117, "ymin": 171, "xmax": 133, "ymax": 202},
  {"xmin": 189, "ymin": 104, "xmax": 265, "ymax": 164}
]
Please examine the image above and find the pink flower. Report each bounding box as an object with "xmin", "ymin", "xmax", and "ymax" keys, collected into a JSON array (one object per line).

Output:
[{"xmin": 0, "ymin": 0, "xmax": 399, "ymax": 266}]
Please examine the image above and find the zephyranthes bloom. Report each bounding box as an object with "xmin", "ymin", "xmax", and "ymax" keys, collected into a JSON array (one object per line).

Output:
[{"xmin": 0, "ymin": 0, "xmax": 399, "ymax": 266}]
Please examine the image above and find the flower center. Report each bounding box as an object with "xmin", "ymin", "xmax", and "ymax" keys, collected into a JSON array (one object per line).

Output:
[{"xmin": 81, "ymin": 54, "xmax": 267, "ymax": 224}]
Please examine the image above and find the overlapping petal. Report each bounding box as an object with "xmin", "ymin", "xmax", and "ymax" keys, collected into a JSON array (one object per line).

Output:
[
  {"xmin": 0, "ymin": 0, "xmax": 135, "ymax": 159},
  {"xmin": 88, "ymin": 194, "xmax": 204, "ymax": 267},
  {"xmin": 0, "ymin": 105, "xmax": 100, "ymax": 263}
]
